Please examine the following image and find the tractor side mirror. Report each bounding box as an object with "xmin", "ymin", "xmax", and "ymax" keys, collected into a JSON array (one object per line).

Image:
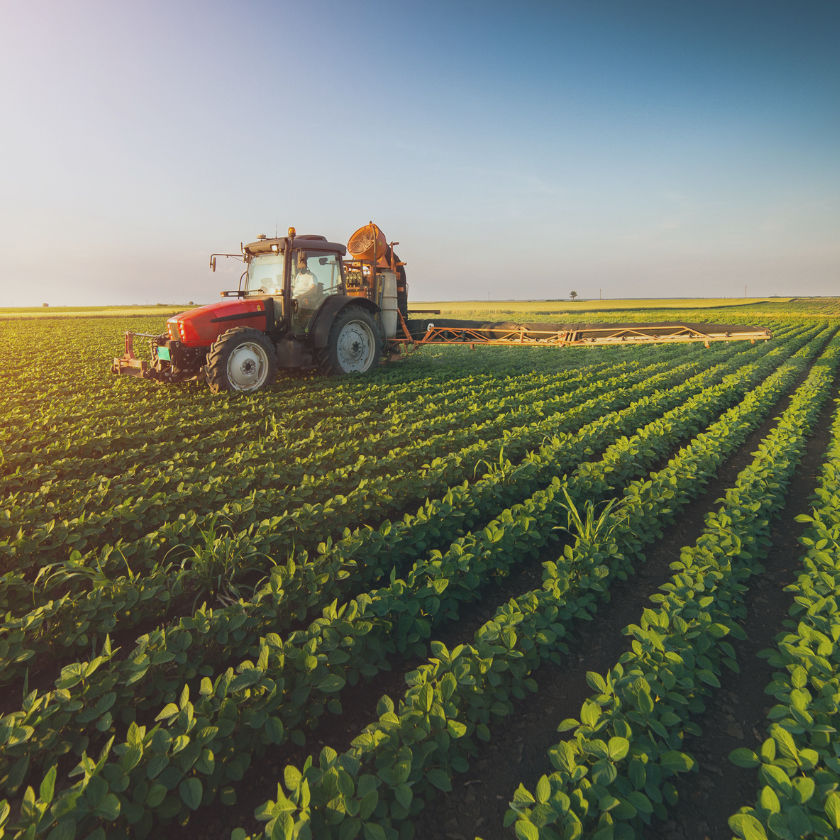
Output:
[{"xmin": 210, "ymin": 256, "xmax": 217, "ymax": 272}]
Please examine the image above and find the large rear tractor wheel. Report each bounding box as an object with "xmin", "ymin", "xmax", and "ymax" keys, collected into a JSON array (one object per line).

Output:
[
  {"xmin": 319, "ymin": 307, "xmax": 382, "ymax": 375},
  {"xmin": 206, "ymin": 327, "xmax": 278, "ymax": 394}
]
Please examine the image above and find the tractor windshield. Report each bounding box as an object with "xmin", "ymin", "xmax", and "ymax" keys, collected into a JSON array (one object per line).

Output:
[{"xmin": 246, "ymin": 254, "xmax": 285, "ymax": 296}]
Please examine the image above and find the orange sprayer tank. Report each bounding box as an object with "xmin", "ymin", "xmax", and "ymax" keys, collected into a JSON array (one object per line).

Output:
[{"xmin": 348, "ymin": 222, "xmax": 388, "ymax": 264}]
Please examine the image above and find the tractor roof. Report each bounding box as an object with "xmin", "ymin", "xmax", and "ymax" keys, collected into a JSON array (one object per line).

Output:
[{"xmin": 244, "ymin": 235, "xmax": 347, "ymax": 258}]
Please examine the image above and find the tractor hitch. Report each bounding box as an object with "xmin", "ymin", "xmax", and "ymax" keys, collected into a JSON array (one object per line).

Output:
[
  {"xmin": 112, "ymin": 331, "xmax": 206, "ymax": 383},
  {"xmin": 112, "ymin": 332, "xmax": 170, "ymax": 380},
  {"xmin": 112, "ymin": 332, "xmax": 150, "ymax": 378}
]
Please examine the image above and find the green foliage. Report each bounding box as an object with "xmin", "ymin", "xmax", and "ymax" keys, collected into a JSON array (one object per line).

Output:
[
  {"xmin": 502, "ymin": 331, "xmax": 840, "ymax": 836},
  {"xmin": 0, "ymin": 313, "xmax": 832, "ymax": 837},
  {"xmin": 225, "ymin": 327, "xmax": 835, "ymax": 837},
  {"xmin": 728, "ymin": 386, "xmax": 840, "ymax": 838}
]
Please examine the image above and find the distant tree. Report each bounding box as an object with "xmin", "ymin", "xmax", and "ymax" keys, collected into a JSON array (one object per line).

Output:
[
  {"xmin": 42, "ymin": 302, "xmax": 49, "ymax": 307},
  {"xmin": 569, "ymin": 291, "xmax": 578, "ymax": 301}
]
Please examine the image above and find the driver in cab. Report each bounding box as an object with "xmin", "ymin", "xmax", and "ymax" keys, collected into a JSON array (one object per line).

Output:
[{"xmin": 292, "ymin": 254, "xmax": 324, "ymax": 323}]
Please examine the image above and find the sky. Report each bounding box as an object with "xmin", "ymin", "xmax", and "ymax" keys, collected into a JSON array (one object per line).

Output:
[{"xmin": 0, "ymin": 0, "xmax": 838, "ymax": 306}]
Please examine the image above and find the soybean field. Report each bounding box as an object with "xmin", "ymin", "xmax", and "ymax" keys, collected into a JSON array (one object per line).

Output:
[{"xmin": 2, "ymin": 299, "xmax": 840, "ymax": 840}]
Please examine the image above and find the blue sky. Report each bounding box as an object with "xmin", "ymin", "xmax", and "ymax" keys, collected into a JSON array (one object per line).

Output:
[{"xmin": 1, "ymin": 0, "xmax": 838, "ymax": 305}]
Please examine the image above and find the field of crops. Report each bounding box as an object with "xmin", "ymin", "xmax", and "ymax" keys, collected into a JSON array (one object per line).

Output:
[{"xmin": 2, "ymin": 299, "xmax": 840, "ymax": 840}]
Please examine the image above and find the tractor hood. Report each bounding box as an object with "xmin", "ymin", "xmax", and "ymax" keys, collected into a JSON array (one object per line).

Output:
[{"xmin": 167, "ymin": 298, "xmax": 269, "ymax": 347}]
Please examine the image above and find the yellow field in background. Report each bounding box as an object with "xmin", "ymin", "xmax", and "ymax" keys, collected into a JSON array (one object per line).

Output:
[
  {"xmin": 414, "ymin": 297, "xmax": 788, "ymax": 313},
  {"xmin": 6, "ymin": 296, "xmax": 837, "ymax": 323},
  {"xmin": 0, "ymin": 305, "xmax": 188, "ymax": 319}
]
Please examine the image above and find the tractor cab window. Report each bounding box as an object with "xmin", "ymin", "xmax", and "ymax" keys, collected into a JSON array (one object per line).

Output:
[
  {"xmin": 291, "ymin": 250, "xmax": 343, "ymax": 332},
  {"xmin": 306, "ymin": 252, "xmax": 343, "ymax": 297},
  {"xmin": 246, "ymin": 254, "xmax": 284, "ymax": 296}
]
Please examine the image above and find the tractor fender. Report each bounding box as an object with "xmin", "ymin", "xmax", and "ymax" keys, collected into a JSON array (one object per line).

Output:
[{"xmin": 310, "ymin": 295, "xmax": 380, "ymax": 349}]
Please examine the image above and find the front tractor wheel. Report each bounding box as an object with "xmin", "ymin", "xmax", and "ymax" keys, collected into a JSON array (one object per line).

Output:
[
  {"xmin": 320, "ymin": 307, "xmax": 382, "ymax": 375},
  {"xmin": 206, "ymin": 328, "xmax": 278, "ymax": 394}
]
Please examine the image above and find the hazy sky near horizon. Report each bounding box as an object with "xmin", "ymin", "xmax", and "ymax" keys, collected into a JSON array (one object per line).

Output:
[{"xmin": 1, "ymin": 0, "xmax": 838, "ymax": 306}]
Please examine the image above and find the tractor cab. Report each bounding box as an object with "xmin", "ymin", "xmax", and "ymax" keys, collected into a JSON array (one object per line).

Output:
[{"xmin": 239, "ymin": 231, "xmax": 348, "ymax": 335}]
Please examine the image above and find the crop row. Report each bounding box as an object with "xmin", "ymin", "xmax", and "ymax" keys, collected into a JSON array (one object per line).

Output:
[
  {"xmin": 0, "ymin": 324, "xmax": 793, "ymax": 505},
  {"xmin": 0, "ymin": 342, "xmax": 762, "ymax": 791},
  {"xmin": 727, "ymin": 392, "xmax": 840, "ymax": 839},
  {"xmin": 502, "ymin": 333, "xmax": 840, "ymax": 837},
  {"xmin": 0, "ymin": 342, "xmax": 716, "ymax": 612},
  {"xmin": 0, "ymin": 355, "xmax": 720, "ymax": 694},
  {"xmin": 0, "ymin": 334, "xmax": 783, "ymax": 681},
  {"xmin": 0, "ymin": 351, "xmax": 691, "ymax": 612},
  {"xmin": 2, "ymin": 329, "xmax": 805, "ymax": 695},
  {"xmin": 0, "ymin": 348, "xmax": 698, "ymax": 567},
  {"xmin": 224, "ymin": 327, "xmax": 840, "ymax": 839},
  {"xmin": 2, "ymin": 352, "xmax": 642, "ymax": 524},
  {"xmin": 99, "ymin": 327, "xmax": 809, "ymax": 706},
  {"xmin": 0, "ymin": 360, "xmax": 695, "ymax": 686},
  {"xmin": 1, "ymin": 349, "xmax": 626, "ymax": 501},
  {"xmin": 0, "ymin": 328, "xmax": 643, "ymax": 478},
  {"xmin": 0, "ymin": 329, "xmax": 824, "ymax": 836}
]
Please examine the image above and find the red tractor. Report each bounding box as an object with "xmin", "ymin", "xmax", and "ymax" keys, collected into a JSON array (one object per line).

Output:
[{"xmin": 113, "ymin": 223, "xmax": 408, "ymax": 393}]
